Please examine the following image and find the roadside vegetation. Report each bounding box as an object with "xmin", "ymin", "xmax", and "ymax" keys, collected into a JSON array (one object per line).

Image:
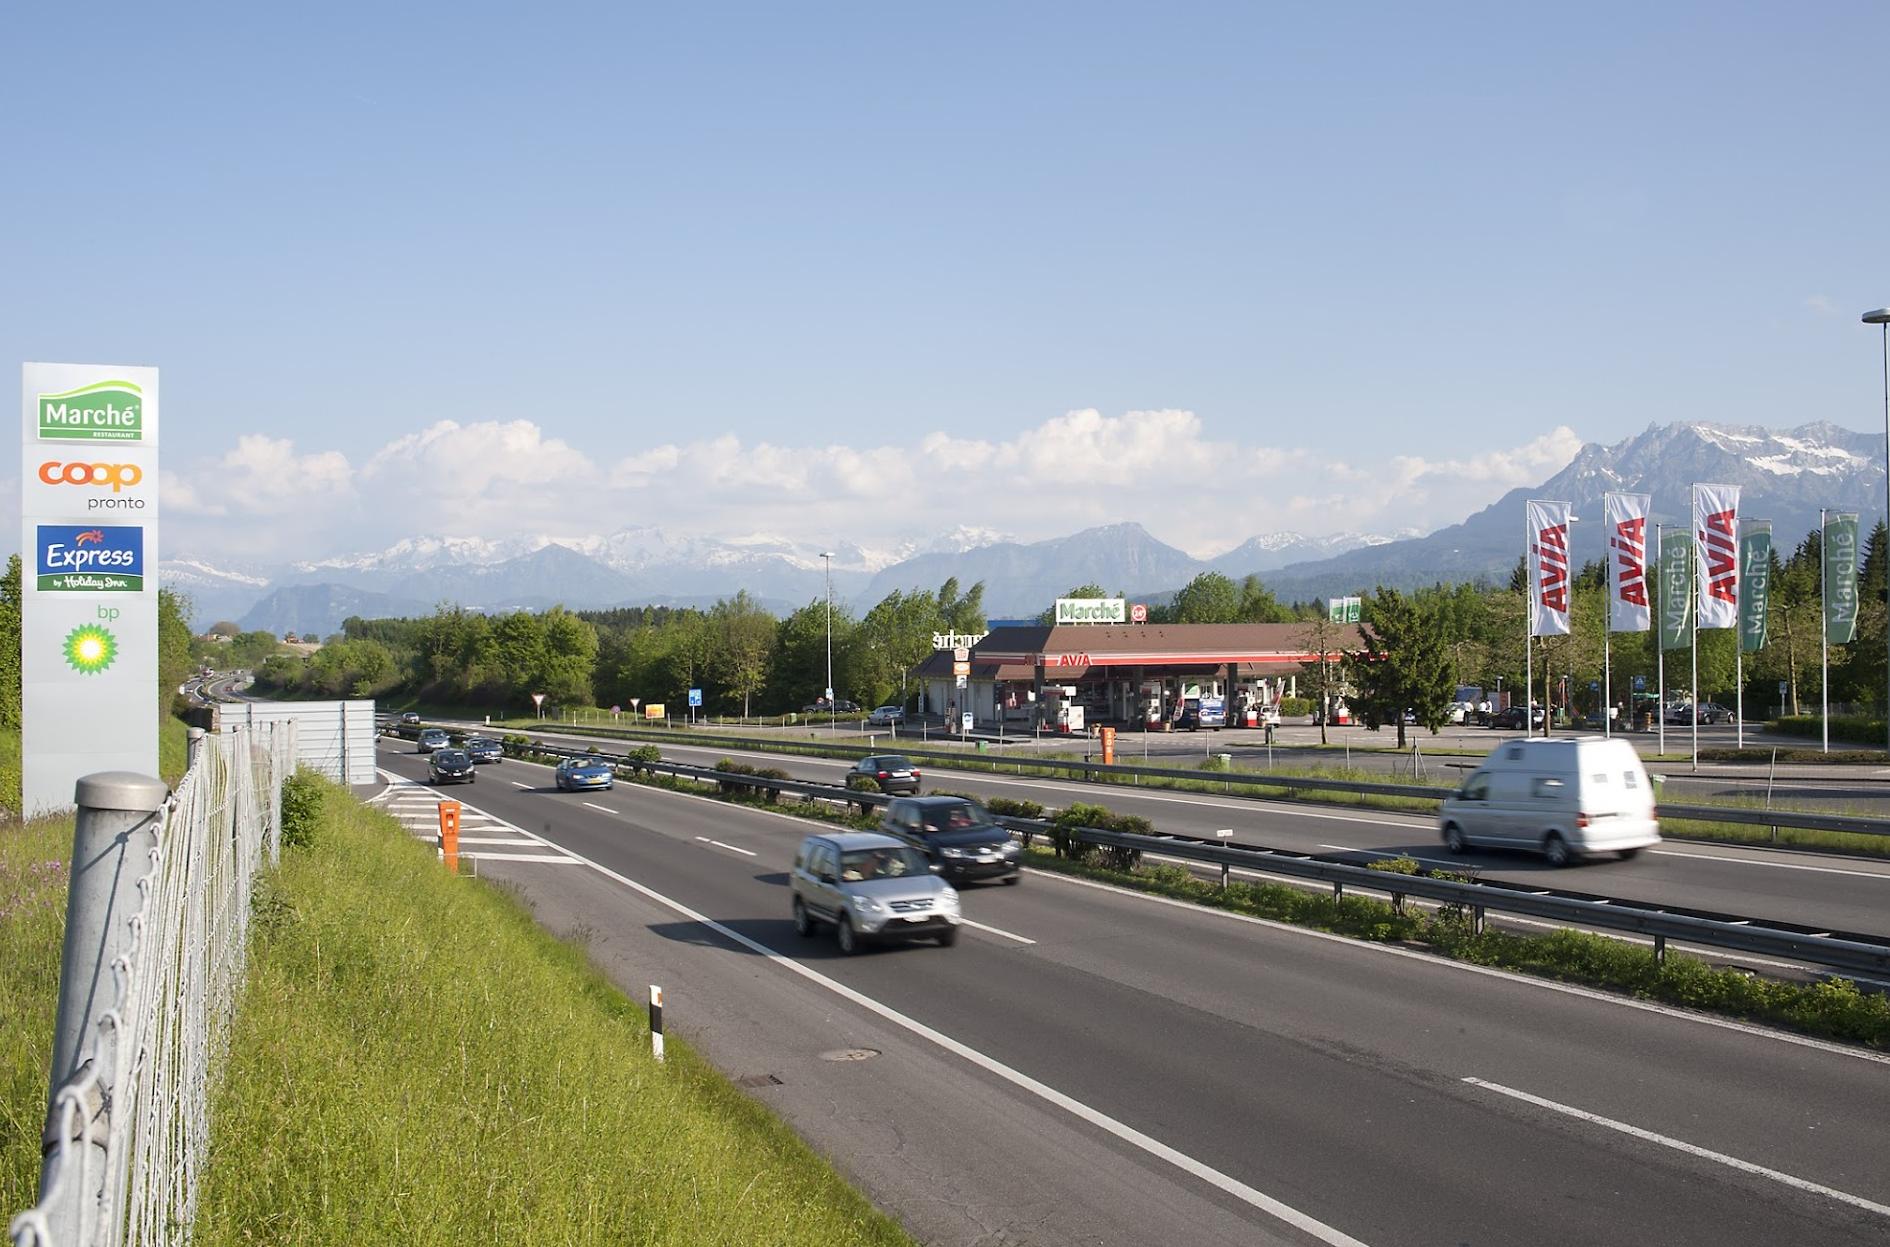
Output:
[{"xmin": 192, "ymin": 777, "xmax": 912, "ymax": 1246}]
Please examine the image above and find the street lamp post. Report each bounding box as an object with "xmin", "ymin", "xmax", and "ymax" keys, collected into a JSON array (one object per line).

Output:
[
  {"xmin": 820, "ymin": 551, "xmax": 834, "ymax": 733},
  {"xmin": 1865, "ymin": 309, "xmax": 1890, "ymax": 756}
]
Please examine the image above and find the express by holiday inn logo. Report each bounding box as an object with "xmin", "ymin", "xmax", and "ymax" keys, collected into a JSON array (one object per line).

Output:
[
  {"xmin": 38, "ymin": 379, "xmax": 144, "ymax": 442},
  {"xmin": 36, "ymin": 524, "xmax": 144, "ymax": 592}
]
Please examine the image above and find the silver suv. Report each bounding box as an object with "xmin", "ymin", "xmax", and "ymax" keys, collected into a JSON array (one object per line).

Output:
[{"xmin": 791, "ymin": 831, "xmax": 962, "ymax": 954}]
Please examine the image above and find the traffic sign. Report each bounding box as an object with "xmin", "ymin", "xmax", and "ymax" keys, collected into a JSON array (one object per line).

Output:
[
  {"xmin": 1632, "ymin": 676, "xmax": 1645, "ymax": 692},
  {"xmin": 1778, "ymin": 680, "xmax": 1787, "ymax": 699},
  {"xmin": 688, "ymin": 688, "xmax": 703, "ymax": 707},
  {"xmin": 961, "ymin": 712, "xmax": 974, "ymax": 732},
  {"xmin": 1589, "ymin": 681, "xmax": 1599, "ymax": 692},
  {"xmin": 952, "ymin": 659, "xmax": 970, "ymax": 676},
  {"xmin": 952, "ymin": 646, "xmax": 970, "ymax": 662},
  {"xmin": 1131, "ymin": 603, "xmax": 1148, "ymax": 623},
  {"xmin": 955, "ymin": 674, "xmax": 967, "ymax": 689}
]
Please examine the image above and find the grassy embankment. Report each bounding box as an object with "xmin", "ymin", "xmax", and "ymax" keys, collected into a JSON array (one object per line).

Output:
[{"xmin": 188, "ymin": 781, "xmax": 911, "ymax": 1245}]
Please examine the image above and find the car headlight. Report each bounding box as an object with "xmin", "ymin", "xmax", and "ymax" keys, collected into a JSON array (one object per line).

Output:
[
  {"xmin": 937, "ymin": 890, "xmax": 960, "ymax": 910},
  {"xmin": 1002, "ymin": 841, "xmax": 1020, "ymax": 855},
  {"xmin": 941, "ymin": 847, "xmax": 965, "ymax": 858},
  {"xmin": 849, "ymin": 896, "xmax": 883, "ymax": 913}
]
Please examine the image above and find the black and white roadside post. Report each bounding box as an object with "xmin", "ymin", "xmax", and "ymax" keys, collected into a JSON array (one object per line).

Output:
[
  {"xmin": 650, "ymin": 985, "xmax": 665, "ymax": 1063},
  {"xmin": 1216, "ymin": 828, "xmax": 1233, "ymax": 889}
]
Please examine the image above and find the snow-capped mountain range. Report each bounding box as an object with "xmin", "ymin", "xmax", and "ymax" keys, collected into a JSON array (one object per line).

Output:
[{"xmin": 162, "ymin": 420, "xmax": 1886, "ymax": 636}]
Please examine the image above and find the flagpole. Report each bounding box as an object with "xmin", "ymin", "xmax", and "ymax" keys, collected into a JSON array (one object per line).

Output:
[
  {"xmin": 1690, "ymin": 487, "xmax": 1700, "ymax": 771},
  {"xmin": 1525, "ymin": 502, "xmax": 1533, "ymax": 738},
  {"xmin": 1822, "ymin": 508, "xmax": 1830, "ymax": 755},
  {"xmin": 1658, "ymin": 523, "xmax": 1668, "ymax": 758},
  {"xmin": 1603, "ymin": 630, "xmax": 1611, "ymax": 737}
]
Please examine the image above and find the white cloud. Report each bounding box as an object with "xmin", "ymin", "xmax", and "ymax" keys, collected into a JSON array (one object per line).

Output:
[
  {"xmin": 1805, "ymin": 294, "xmax": 1838, "ymax": 317},
  {"xmin": 159, "ymin": 408, "xmax": 1586, "ymax": 564}
]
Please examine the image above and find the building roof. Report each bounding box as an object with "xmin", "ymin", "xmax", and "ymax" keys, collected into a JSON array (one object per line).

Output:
[{"xmin": 910, "ymin": 621, "xmax": 1366, "ymax": 680}]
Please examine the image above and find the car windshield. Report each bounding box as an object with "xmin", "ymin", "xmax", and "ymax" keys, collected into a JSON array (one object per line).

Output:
[
  {"xmin": 839, "ymin": 846, "xmax": 931, "ymax": 881},
  {"xmin": 919, "ymin": 800, "xmax": 992, "ymax": 833},
  {"xmin": 434, "ymin": 751, "xmax": 468, "ymax": 765},
  {"xmin": 878, "ymin": 757, "xmax": 912, "ymax": 770}
]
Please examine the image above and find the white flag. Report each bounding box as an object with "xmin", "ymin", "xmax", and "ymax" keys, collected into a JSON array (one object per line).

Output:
[
  {"xmin": 1527, "ymin": 499, "xmax": 1572, "ymax": 637},
  {"xmin": 1693, "ymin": 483, "xmax": 1740, "ymax": 629},
  {"xmin": 1604, "ymin": 492, "xmax": 1652, "ymax": 632}
]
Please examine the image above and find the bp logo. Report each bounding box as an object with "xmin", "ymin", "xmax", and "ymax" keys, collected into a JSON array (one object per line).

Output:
[
  {"xmin": 38, "ymin": 380, "xmax": 144, "ymax": 443},
  {"xmin": 63, "ymin": 624, "xmax": 118, "ymax": 675}
]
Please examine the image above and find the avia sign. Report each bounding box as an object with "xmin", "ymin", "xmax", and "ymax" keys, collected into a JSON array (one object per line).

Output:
[
  {"xmin": 37, "ymin": 379, "xmax": 145, "ymax": 442},
  {"xmin": 21, "ymin": 363, "xmax": 161, "ymax": 815},
  {"xmin": 1055, "ymin": 597, "xmax": 1126, "ymax": 625}
]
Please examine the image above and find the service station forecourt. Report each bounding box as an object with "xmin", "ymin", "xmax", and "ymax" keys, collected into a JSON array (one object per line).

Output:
[{"xmin": 20, "ymin": 363, "xmax": 161, "ymax": 815}]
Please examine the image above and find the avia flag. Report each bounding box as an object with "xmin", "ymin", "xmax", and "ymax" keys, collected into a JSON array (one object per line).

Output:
[
  {"xmin": 1739, "ymin": 521, "xmax": 1771, "ymax": 654},
  {"xmin": 1527, "ymin": 499, "xmax": 1572, "ymax": 637},
  {"xmin": 1693, "ymin": 483, "xmax": 1740, "ymax": 629},
  {"xmin": 1604, "ymin": 492, "xmax": 1651, "ymax": 632},
  {"xmin": 1824, "ymin": 512, "xmax": 1861, "ymax": 646}
]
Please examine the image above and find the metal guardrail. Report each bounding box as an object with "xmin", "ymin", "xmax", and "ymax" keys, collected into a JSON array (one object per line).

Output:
[
  {"xmin": 484, "ymin": 735, "xmax": 1890, "ymax": 980},
  {"xmin": 396, "ymin": 720, "xmax": 1890, "ymax": 843}
]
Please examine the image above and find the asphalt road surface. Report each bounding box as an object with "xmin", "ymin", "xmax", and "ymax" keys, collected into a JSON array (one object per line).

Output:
[
  {"xmin": 474, "ymin": 725, "xmax": 1890, "ymax": 944},
  {"xmin": 374, "ymin": 738, "xmax": 1890, "ymax": 1247}
]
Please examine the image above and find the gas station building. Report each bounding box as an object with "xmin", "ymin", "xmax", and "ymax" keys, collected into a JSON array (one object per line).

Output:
[{"xmin": 911, "ymin": 622, "xmax": 1365, "ymax": 730}]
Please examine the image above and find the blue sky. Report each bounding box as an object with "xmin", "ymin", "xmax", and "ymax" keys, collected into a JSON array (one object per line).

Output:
[{"xmin": 4, "ymin": 3, "xmax": 1887, "ymax": 564}]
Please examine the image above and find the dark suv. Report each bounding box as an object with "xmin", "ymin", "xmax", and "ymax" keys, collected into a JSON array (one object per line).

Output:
[
  {"xmin": 879, "ymin": 795, "xmax": 1020, "ymax": 884},
  {"xmin": 848, "ymin": 754, "xmax": 920, "ymax": 795}
]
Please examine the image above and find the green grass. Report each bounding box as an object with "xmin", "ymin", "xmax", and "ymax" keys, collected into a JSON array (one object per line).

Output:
[
  {"xmin": 192, "ymin": 781, "xmax": 911, "ymax": 1246},
  {"xmin": 0, "ymin": 814, "xmax": 75, "ymax": 1217}
]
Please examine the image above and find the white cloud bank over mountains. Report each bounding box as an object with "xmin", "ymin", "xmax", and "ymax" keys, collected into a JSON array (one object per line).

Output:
[{"xmin": 157, "ymin": 407, "xmax": 1584, "ymax": 563}]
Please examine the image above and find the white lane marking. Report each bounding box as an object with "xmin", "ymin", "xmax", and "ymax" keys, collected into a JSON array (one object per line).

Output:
[
  {"xmin": 582, "ymin": 801, "xmax": 619, "ymax": 815},
  {"xmin": 961, "ymin": 918, "xmax": 1036, "ymax": 945},
  {"xmin": 1031, "ymin": 869, "xmax": 1890, "ymax": 1067},
  {"xmin": 1649, "ymin": 848, "xmax": 1890, "ymax": 880},
  {"xmin": 463, "ymin": 852, "xmax": 581, "ymax": 864},
  {"xmin": 1461, "ymin": 1078, "xmax": 1890, "ymax": 1218},
  {"xmin": 511, "ymin": 781, "xmax": 533, "ymax": 789},
  {"xmin": 712, "ymin": 840, "xmax": 757, "ymax": 857},
  {"xmin": 476, "ymin": 824, "xmax": 1369, "ymax": 1246},
  {"xmin": 1318, "ymin": 843, "xmax": 1459, "ymax": 867},
  {"xmin": 455, "ymin": 837, "xmax": 549, "ymax": 846}
]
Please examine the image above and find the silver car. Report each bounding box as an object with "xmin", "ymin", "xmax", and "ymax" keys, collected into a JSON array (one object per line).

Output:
[{"xmin": 791, "ymin": 831, "xmax": 962, "ymax": 953}]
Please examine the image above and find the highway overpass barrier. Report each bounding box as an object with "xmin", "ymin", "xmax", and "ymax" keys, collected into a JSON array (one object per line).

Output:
[
  {"xmin": 499, "ymin": 736, "xmax": 1890, "ymax": 983},
  {"xmin": 402, "ymin": 720, "xmax": 1890, "ymax": 843},
  {"xmin": 10, "ymin": 724, "xmax": 297, "ymax": 1247}
]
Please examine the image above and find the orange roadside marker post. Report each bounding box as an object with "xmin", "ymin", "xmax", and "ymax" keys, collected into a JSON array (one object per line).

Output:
[
  {"xmin": 1100, "ymin": 725, "xmax": 1117, "ymax": 767},
  {"xmin": 438, "ymin": 800, "xmax": 461, "ymax": 873}
]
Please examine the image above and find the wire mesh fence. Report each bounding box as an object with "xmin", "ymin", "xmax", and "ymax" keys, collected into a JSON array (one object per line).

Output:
[{"xmin": 8, "ymin": 723, "xmax": 297, "ymax": 1247}]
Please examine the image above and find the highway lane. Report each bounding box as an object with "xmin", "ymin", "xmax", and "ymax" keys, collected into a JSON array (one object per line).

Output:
[
  {"xmin": 489, "ymin": 725, "xmax": 1890, "ymax": 940},
  {"xmin": 376, "ymin": 739, "xmax": 1890, "ymax": 1247}
]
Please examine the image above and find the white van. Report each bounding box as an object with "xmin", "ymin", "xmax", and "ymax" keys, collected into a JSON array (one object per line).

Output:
[{"xmin": 1438, "ymin": 736, "xmax": 1659, "ymax": 866}]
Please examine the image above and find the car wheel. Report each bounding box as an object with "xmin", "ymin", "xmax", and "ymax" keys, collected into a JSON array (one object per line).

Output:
[
  {"xmin": 1002, "ymin": 873, "xmax": 1021, "ymax": 885},
  {"xmin": 1543, "ymin": 833, "xmax": 1571, "ymax": 868},
  {"xmin": 1443, "ymin": 823, "xmax": 1467, "ymax": 854},
  {"xmin": 937, "ymin": 926, "xmax": 959, "ymax": 947},
  {"xmin": 836, "ymin": 916, "xmax": 860, "ymax": 955},
  {"xmin": 792, "ymin": 897, "xmax": 814, "ymax": 937},
  {"xmin": 1618, "ymin": 847, "xmax": 1642, "ymax": 860}
]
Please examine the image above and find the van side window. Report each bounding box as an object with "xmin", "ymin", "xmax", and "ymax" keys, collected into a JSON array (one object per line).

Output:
[
  {"xmin": 1623, "ymin": 772, "xmax": 1639, "ymax": 789},
  {"xmin": 794, "ymin": 845, "xmax": 806, "ymax": 871},
  {"xmin": 1463, "ymin": 776, "xmax": 1490, "ymax": 801},
  {"xmin": 1531, "ymin": 777, "xmax": 1564, "ymax": 799},
  {"xmin": 1590, "ymin": 773, "xmax": 1608, "ymax": 785},
  {"xmin": 1505, "ymin": 746, "xmax": 1523, "ymax": 761}
]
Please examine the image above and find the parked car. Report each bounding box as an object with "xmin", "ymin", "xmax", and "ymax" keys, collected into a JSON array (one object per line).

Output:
[
  {"xmin": 416, "ymin": 727, "xmax": 450, "ymax": 753},
  {"xmin": 428, "ymin": 749, "xmax": 476, "ymax": 785},
  {"xmin": 1663, "ymin": 702, "xmax": 1697, "ymax": 725},
  {"xmin": 878, "ymin": 795, "xmax": 1021, "ymax": 885},
  {"xmin": 848, "ymin": 754, "xmax": 921, "ymax": 795},
  {"xmin": 867, "ymin": 705, "xmax": 906, "ymax": 726},
  {"xmin": 1438, "ymin": 736, "xmax": 1660, "ymax": 866},
  {"xmin": 465, "ymin": 737, "xmax": 504, "ymax": 764},
  {"xmin": 791, "ymin": 831, "xmax": 962, "ymax": 953},
  {"xmin": 1488, "ymin": 705, "xmax": 1544, "ymax": 730},
  {"xmin": 802, "ymin": 698, "xmax": 861, "ymax": 714},
  {"xmin": 1697, "ymin": 703, "xmax": 1734, "ymax": 725},
  {"xmin": 554, "ymin": 755, "xmax": 616, "ymax": 792}
]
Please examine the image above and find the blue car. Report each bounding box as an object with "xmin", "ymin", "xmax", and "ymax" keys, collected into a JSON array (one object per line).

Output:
[{"xmin": 555, "ymin": 756, "xmax": 616, "ymax": 792}]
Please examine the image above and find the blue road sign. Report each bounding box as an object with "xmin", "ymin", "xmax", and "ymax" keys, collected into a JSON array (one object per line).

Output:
[
  {"xmin": 688, "ymin": 688, "xmax": 703, "ymax": 707},
  {"xmin": 1632, "ymin": 675, "xmax": 1646, "ymax": 692}
]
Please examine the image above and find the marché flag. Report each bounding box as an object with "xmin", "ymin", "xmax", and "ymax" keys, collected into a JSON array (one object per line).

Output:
[
  {"xmin": 1527, "ymin": 499, "xmax": 1572, "ymax": 637},
  {"xmin": 1825, "ymin": 512, "xmax": 1860, "ymax": 646},
  {"xmin": 1605, "ymin": 492, "xmax": 1651, "ymax": 632},
  {"xmin": 1659, "ymin": 528, "xmax": 1692, "ymax": 651},
  {"xmin": 1693, "ymin": 483, "xmax": 1740, "ymax": 630},
  {"xmin": 1739, "ymin": 521, "xmax": 1771, "ymax": 653}
]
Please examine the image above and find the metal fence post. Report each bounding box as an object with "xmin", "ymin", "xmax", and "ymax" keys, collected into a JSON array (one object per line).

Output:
[
  {"xmin": 187, "ymin": 726, "xmax": 205, "ymax": 768},
  {"xmin": 39, "ymin": 771, "xmax": 168, "ymax": 1239}
]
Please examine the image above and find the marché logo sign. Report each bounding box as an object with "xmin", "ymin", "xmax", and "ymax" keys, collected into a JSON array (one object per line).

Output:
[
  {"xmin": 1055, "ymin": 597, "xmax": 1126, "ymax": 625},
  {"xmin": 38, "ymin": 379, "xmax": 144, "ymax": 442}
]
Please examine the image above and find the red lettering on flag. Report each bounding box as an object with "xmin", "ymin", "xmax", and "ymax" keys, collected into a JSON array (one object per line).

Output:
[
  {"xmin": 1612, "ymin": 517, "xmax": 1647, "ymax": 607},
  {"xmin": 1534, "ymin": 524, "xmax": 1569, "ymax": 613},
  {"xmin": 1700, "ymin": 510, "xmax": 1737, "ymax": 604}
]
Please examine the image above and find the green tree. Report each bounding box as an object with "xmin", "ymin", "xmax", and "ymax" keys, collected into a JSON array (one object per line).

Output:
[
  {"xmin": 158, "ymin": 588, "xmax": 194, "ymax": 713},
  {"xmin": 1343, "ymin": 587, "xmax": 1454, "ymax": 748},
  {"xmin": 0, "ymin": 556, "xmax": 20, "ymax": 729},
  {"xmin": 710, "ymin": 592, "xmax": 776, "ymax": 718},
  {"xmin": 1171, "ymin": 572, "xmax": 1240, "ymax": 623}
]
